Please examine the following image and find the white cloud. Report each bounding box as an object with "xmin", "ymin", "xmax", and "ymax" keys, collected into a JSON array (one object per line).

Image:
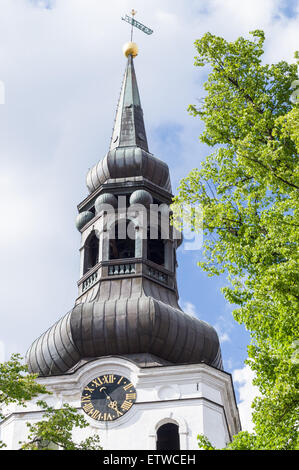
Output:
[
  {"xmin": 224, "ymin": 357, "xmax": 234, "ymax": 370},
  {"xmin": 219, "ymin": 332, "xmax": 230, "ymax": 343},
  {"xmin": 181, "ymin": 301, "xmax": 198, "ymax": 317},
  {"xmin": 233, "ymin": 364, "xmax": 261, "ymax": 432},
  {"xmin": 214, "ymin": 314, "xmax": 233, "ymax": 344},
  {"xmin": 211, "ymin": 0, "xmax": 278, "ymax": 28},
  {"xmin": 182, "ymin": 302, "xmax": 231, "ymax": 342}
]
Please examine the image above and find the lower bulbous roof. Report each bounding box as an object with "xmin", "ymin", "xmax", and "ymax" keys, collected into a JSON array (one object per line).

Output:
[{"xmin": 26, "ymin": 297, "xmax": 223, "ymax": 377}]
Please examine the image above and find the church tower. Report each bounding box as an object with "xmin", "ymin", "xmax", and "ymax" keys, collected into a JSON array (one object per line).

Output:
[{"xmin": 1, "ymin": 42, "xmax": 241, "ymax": 450}]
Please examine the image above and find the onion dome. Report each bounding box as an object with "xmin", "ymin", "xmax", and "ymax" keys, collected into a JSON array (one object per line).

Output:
[
  {"xmin": 130, "ymin": 189, "xmax": 153, "ymax": 207},
  {"xmin": 25, "ymin": 289, "xmax": 223, "ymax": 377},
  {"xmin": 75, "ymin": 211, "xmax": 94, "ymax": 231},
  {"xmin": 86, "ymin": 148, "xmax": 171, "ymax": 193},
  {"xmin": 95, "ymin": 193, "xmax": 118, "ymax": 213}
]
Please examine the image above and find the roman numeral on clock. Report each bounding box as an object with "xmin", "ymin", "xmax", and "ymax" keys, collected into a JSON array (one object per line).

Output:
[
  {"xmin": 83, "ymin": 402, "xmax": 94, "ymax": 413},
  {"xmin": 92, "ymin": 377, "xmax": 103, "ymax": 387},
  {"xmin": 91, "ymin": 409, "xmax": 101, "ymax": 420},
  {"xmin": 102, "ymin": 374, "xmax": 115, "ymax": 384},
  {"xmin": 81, "ymin": 395, "xmax": 91, "ymax": 402},
  {"xmin": 126, "ymin": 392, "xmax": 136, "ymax": 400},
  {"xmin": 121, "ymin": 400, "xmax": 133, "ymax": 411},
  {"xmin": 123, "ymin": 382, "xmax": 134, "ymax": 391}
]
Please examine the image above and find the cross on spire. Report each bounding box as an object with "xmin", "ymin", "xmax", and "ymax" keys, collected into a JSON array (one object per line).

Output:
[{"xmin": 130, "ymin": 9, "xmax": 137, "ymax": 41}]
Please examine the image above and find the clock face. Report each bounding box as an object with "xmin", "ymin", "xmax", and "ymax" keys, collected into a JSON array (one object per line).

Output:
[{"xmin": 81, "ymin": 374, "xmax": 137, "ymax": 421}]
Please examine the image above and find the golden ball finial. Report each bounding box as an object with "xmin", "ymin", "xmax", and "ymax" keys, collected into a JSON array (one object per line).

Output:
[{"xmin": 123, "ymin": 42, "xmax": 138, "ymax": 58}]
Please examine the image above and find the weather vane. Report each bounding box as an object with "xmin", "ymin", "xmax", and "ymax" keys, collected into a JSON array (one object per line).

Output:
[{"xmin": 121, "ymin": 9, "xmax": 153, "ymax": 42}]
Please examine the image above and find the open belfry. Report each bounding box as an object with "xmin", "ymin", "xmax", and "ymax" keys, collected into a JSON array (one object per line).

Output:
[{"xmin": 1, "ymin": 18, "xmax": 241, "ymax": 449}]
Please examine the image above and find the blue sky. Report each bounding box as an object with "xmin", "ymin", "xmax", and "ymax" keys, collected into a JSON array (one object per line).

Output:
[
  {"xmin": 0, "ymin": 0, "xmax": 298, "ymax": 431},
  {"xmin": 279, "ymin": 0, "xmax": 298, "ymax": 17}
]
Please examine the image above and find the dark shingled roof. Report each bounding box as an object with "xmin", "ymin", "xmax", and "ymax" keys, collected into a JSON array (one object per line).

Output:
[{"xmin": 26, "ymin": 278, "xmax": 222, "ymax": 376}]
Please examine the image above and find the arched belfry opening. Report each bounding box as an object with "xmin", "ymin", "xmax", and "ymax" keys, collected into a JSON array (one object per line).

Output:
[
  {"xmin": 156, "ymin": 423, "xmax": 180, "ymax": 450},
  {"xmin": 109, "ymin": 219, "xmax": 135, "ymax": 260},
  {"xmin": 83, "ymin": 231, "xmax": 99, "ymax": 274},
  {"xmin": 147, "ymin": 226, "xmax": 165, "ymax": 266}
]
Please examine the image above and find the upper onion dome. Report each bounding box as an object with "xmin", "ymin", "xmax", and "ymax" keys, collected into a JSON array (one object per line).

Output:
[
  {"xmin": 86, "ymin": 147, "xmax": 171, "ymax": 193},
  {"xmin": 86, "ymin": 53, "xmax": 171, "ymax": 194}
]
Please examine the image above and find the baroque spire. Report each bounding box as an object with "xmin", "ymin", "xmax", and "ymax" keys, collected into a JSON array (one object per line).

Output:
[
  {"xmin": 86, "ymin": 43, "xmax": 171, "ymax": 195},
  {"xmin": 110, "ymin": 53, "xmax": 149, "ymax": 152}
]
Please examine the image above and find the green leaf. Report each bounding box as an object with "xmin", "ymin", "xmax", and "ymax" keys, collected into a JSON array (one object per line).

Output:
[{"xmin": 176, "ymin": 30, "xmax": 299, "ymax": 450}]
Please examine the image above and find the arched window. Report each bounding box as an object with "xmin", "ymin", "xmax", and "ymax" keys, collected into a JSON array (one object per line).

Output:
[
  {"xmin": 156, "ymin": 423, "xmax": 180, "ymax": 450},
  {"xmin": 109, "ymin": 220, "xmax": 135, "ymax": 260},
  {"xmin": 83, "ymin": 231, "xmax": 99, "ymax": 274},
  {"xmin": 147, "ymin": 227, "xmax": 165, "ymax": 266}
]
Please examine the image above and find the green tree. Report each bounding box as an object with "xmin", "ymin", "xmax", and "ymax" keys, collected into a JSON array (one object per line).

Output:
[
  {"xmin": 0, "ymin": 354, "xmax": 102, "ymax": 450},
  {"xmin": 20, "ymin": 401, "xmax": 102, "ymax": 450},
  {"xmin": 174, "ymin": 30, "xmax": 299, "ymax": 450},
  {"xmin": 0, "ymin": 353, "xmax": 48, "ymax": 448}
]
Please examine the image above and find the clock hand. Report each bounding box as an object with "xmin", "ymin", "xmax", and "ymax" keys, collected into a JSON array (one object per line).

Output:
[
  {"xmin": 100, "ymin": 386, "xmax": 119, "ymax": 409},
  {"xmin": 99, "ymin": 386, "xmax": 122, "ymax": 414},
  {"xmin": 108, "ymin": 400, "xmax": 123, "ymax": 416},
  {"xmin": 104, "ymin": 391, "xmax": 114, "ymax": 402},
  {"xmin": 107, "ymin": 399, "xmax": 118, "ymax": 410},
  {"xmin": 100, "ymin": 386, "xmax": 111, "ymax": 400}
]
